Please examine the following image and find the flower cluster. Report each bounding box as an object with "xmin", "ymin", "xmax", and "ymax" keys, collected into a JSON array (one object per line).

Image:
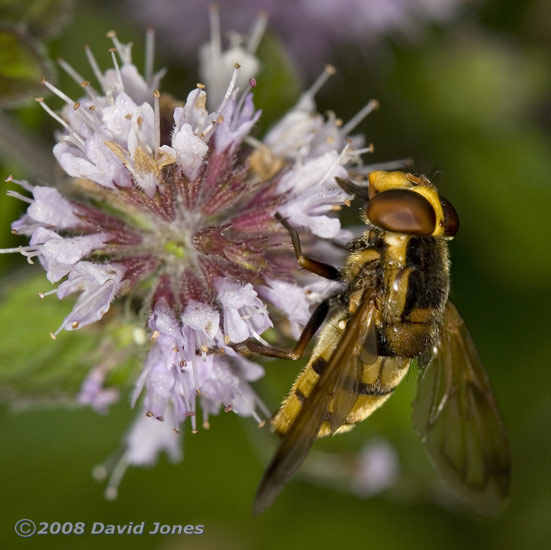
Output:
[
  {"xmin": 3, "ymin": 24, "xmax": 379, "ymax": 494},
  {"xmin": 130, "ymin": 0, "xmax": 467, "ymax": 72}
]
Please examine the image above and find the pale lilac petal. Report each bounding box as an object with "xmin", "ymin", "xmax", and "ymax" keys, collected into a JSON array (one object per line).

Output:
[
  {"xmin": 174, "ymin": 88, "xmax": 209, "ymax": 132},
  {"xmin": 30, "ymin": 229, "xmax": 112, "ymax": 283},
  {"xmin": 171, "ymin": 123, "xmax": 209, "ymax": 180},
  {"xmin": 125, "ymin": 408, "xmax": 182, "ymax": 466},
  {"xmin": 23, "ymin": 186, "xmax": 81, "ymax": 229},
  {"xmin": 277, "ymin": 192, "xmax": 343, "ymax": 238},
  {"xmin": 103, "ymin": 64, "xmax": 153, "ymax": 105},
  {"xmin": 56, "ymin": 262, "xmax": 125, "ymax": 331},
  {"xmin": 277, "ymin": 151, "xmax": 348, "ymax": 196},
  {"xmin": 127, "ymin": 102, "xmax": 155, "ymax": 156},
  {"xmin": 101, "ymin": 92, "xmax": 138, "ymax": 144},
  {"xmin": 198, "ymin": 354, "xmax": 267, "ymax": 419},
  {"xmin": 181, "ymin": 301, "xmax": 220, "ymax": 341},
  {"xmin": 263, "ymin": 108, "xmax": 321, "ymax": 159},
  {"xmin": 216, "ymin": 279, "xmax": 272, "ymax": 343},
  {"xmin": 77, "ymin": 365, "xmax": 119, "ymax": 414},
  {"xmin": 214, "ymin": 94, "xmax": 261, "ymax": 153},
  {"xmin": 260, "ymin": 278, "xmax": 343, "ymax": 338},
  {"xmin": 54, "ymin": 138, "xmax": 131, "ymax": 189}
]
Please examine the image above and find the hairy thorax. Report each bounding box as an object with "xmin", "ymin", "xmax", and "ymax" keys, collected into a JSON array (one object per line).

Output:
[{"xmin": 343, "ymin": 229, "xmax": 450, "ymax": 359}]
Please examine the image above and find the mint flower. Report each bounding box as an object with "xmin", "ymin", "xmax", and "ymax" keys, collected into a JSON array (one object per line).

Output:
[
  {"xmin": 130, "ymin": 0, "xmax": 466, "ymax": 73},
  {"xmin": 2, "ymin": 26, "xmax": 379, "ymax": 496}
]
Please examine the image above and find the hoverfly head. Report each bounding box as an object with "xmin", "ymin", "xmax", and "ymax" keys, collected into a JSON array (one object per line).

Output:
[{"xmin": 366, "ymin": 171, "xmax": 460, "ymax": 238}]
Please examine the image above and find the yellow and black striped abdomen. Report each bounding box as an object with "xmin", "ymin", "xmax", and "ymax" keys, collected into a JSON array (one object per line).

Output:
[
  {"xmin": 272, "ymin": 312, "xmax": 343, "ymax": 437},
  {"xmin": 340, "ymin": 355, "xmax": 411, "ymax": 430},
  {"xmin": 272, "ymin": 310, "xmax": 411, "ymax": 438}
]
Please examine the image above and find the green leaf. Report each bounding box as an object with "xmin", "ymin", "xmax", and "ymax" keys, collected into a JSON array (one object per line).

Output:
[
  {"xmin": 0, "ymin": 25, "xmax": 54, "ymax": 107},
  {"xmin": 0, "ymin": 0, "xmax": 74, "ymax": 39},
  {"xmin": 0, "ymin": 271, "xmax": 142, "ymax": 408}
]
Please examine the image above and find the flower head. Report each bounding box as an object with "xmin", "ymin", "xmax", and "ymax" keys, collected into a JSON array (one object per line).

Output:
[
  {"xmin": 3, "ymin": 26, "xmax": 380, "ymax": 495},
  {"xmin": 129, "ymin": 0, "xmax": 467, "ymax": 73}
]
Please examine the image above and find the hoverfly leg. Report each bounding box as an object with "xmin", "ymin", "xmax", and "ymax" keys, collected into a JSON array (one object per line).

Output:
[
  {"xmin": 275, "ymin": 213, "xmax": 341, "ymax": 280},
  {"xmin": 233, "ymin": 298, "xmax": 330, "ymax": 360},
  {"xmin": 335, "ymin": 177, "xmax": 370, "ymax": 200}
]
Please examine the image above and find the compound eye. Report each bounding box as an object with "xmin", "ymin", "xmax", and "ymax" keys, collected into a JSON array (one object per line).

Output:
[
  {"xmin": 367, "ymin": 189, "xmax": 436, "ymax": 235},
  {"xmin": 440, "ymin": 196, "xmax": 460, "ymax": 237}
]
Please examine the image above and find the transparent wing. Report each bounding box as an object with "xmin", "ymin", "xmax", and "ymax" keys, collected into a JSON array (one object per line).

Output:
[
  {"xmin": 412, "ymin": 301, "xmax": 510, "ymax": 516},
  {"xmin": 253, "ymin": 293, "xmax": 378, "ymax": 514}
]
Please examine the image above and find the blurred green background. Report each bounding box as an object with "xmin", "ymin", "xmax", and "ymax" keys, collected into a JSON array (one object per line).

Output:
[{"xmin": 1, "ymin": 0, "xmax": 550, "ymax": 548}]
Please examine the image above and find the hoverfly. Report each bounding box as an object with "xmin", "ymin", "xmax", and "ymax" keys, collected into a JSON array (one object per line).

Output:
[{"xmin": 239, "ymin": 171, "xmax": 510, "ymax": 515}]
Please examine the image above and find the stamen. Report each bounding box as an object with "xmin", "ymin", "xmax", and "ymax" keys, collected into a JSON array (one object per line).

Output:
[
  {"xmin": 0, "ymin": 245, "xmax": 35, "ymax": 255},
  {"xmin": 352, "ymin": 144, "xmax": 375, "ymax": 156},
  {"xmin": 318, "ymin": 143, "xmax": 351, "ymax": 188},
  {"xmin": 57, "ymin": 58, "xmax": 87, "ymax": 88},
  {"xmin": 304, "ymin": 64, "xmax": 336, "ymax": 103},
  {"xmin": 190, "ymin": 394, "xmax": 197, "ymax": 433},
  {"xmin": 250, "ymin": 409, "xmax": 262, "ymax": 425},
  {"xmin": 80, "ymin": 80, "xmax": 102, "ymax": 109},
  {"xmin": 145, "ymin": 27, "xmax": 155, "ymax": 85},
  {"xmin": 199, "ymin": 118, "xmax": 216, "ymax": 140},
  {"xmin": 256, "ymin": 395, "xmax": 271, "ymax": 418},
  {"xmin": 107, "ymin": 30, "xmax": 132, "ymax": 65},
  {"xmin": 39, "ymin": 289, "xmax": 58, "ymax": 298},
  {"xmin": 246, "ymin": 13, "xmax": 268, "ymax": 54},
  {"xmin": 191, "ymin": 359, "xmax": 200, "ymax": 392},
  {"xmin": 35, "ymin": 98, "xmax": 85, "ymax": 148},
  {"xmin": 215, "ymin": 63, "xmax": 240, "ymax": 119},
  {"xmin": 41, "ymin": 78, "xmax": 74, "ymax": 106},
  {"xmin": 4, "ymin": 175, "xmax": 33, "ymax": 192},
  {"xmin": 153, "ymin": 89, "xmax": 160, "ymax": 159},
  {"xmin": 109, "ymin": 48, "xmax": 124, "ymax": 92},
  {"xmin": 234, "ymin": 77, "xmax": 256, "ymax": 118},
  {"xmin": 340, "ymin": 99, "xmax": 379, "ymax": 136},
  {"xmin": 71, "ymin": 101, "xmax": 101, "ymax": 132},
  {"xmin": 61, "ymin": 134, "xmax": 86, "ymax": 152},
  {"xmin": 13, "ymin": 246, "xmax": 36, "ymax": 265},
  {"xmin": 103, "ymin": 452, "xmax": 129, "ymax": 501},
  {"xmin": 85, "ymin": 45, "xmax": 106, "ymax": 92},
  {"xmin": 6, "ymin": 190, "xmax": 32, "ymax": 203}
]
